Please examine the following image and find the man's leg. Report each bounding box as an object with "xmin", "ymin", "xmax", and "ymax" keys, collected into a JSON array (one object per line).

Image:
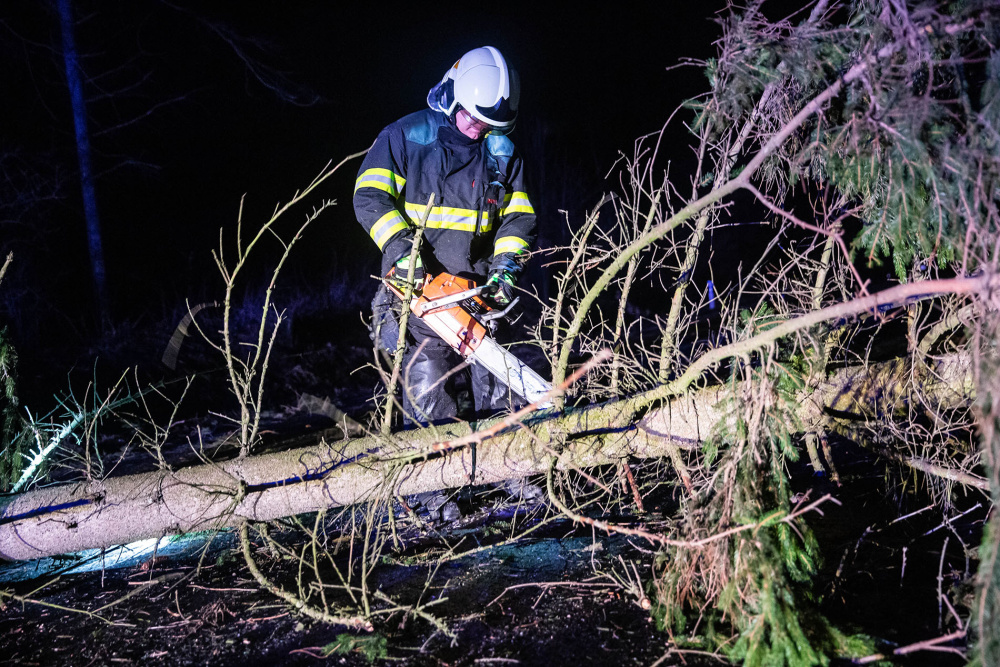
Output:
[
  {"xmin": 400, "ymin": 317, "xmax": 466, "ymax": 426},
  {"xmin": 400, "ymin": 333, "xmax": 468, "ymax": 522},
  {"xmin": 470, "ymin": 361, "xmax": 520, "ymax": 418},
  {"xmin": 401, "ymin": 345, "xmax": 460, "ymax": 425}
]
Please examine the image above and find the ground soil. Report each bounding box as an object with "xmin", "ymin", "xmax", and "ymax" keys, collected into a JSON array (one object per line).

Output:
[{"xmin": 0, "ymin": 504, "xmax": 675, "ymax": 666}]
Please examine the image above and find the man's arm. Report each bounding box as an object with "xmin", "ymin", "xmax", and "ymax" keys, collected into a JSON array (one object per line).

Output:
[
  {"xmin": 487, "ymin": 155, "xmax": 536, "ymax": 304},
  {"xmin": 353, "ymin": 127, "xmax": 415, "ymax": 270},
  {"xmin": 491, "ymin": 155, "xmax": 536, "ymax": 264}
]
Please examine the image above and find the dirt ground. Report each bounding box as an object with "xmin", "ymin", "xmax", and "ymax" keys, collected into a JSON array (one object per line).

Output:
[{"xmin": 1, "ymin": 505, "xmax": 674, "ymax": 666}]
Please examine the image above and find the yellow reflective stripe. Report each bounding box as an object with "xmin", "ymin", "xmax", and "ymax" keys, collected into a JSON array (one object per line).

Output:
[
  {"xmin": 499, "ymin": 191, "xmax": 534, "ymax": 215},
  {"xmin": 355, "ymin": 168, "xmax": 406, "ymax": 197},
  {"xmin": 370, "ymin": 210, "xmax": 409, "ymax": 249},
  {"xmin": 493, "ymin": 236, "xmax": 530, "ymax": 256},
  {"xmin": 403, "ymin": 202, "xmax": 492, "ymax": 233}
]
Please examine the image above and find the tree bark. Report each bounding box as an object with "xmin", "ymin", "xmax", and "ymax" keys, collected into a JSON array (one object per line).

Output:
[{"xmin": 0, "ymin": 354, "xmax": 972, "ymax": 561}]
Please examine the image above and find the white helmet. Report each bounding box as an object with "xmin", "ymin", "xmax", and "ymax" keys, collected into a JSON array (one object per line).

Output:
[{"xmin": 427, "ymin": 46, "xmax": 519, "ymax": 132}]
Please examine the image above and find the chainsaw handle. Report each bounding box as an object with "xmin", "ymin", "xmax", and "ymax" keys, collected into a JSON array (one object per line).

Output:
[
  {"xmin": 480, "ymin": 296, "xmax": 520, "ymax": 323},
  {"xmin": 417, "ymin": 283, "xmax": 491, "ymax": 315}
]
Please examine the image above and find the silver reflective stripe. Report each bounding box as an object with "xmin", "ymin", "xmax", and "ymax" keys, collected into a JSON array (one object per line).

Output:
[{"xmin": 470, "ymin": 338, "xmax": 553, "ymax": 407}]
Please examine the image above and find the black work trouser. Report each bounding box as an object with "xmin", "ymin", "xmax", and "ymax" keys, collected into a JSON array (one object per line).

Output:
[{"xmin": 401, "ymin": 316, "xmax": 513, "ymax": 426}]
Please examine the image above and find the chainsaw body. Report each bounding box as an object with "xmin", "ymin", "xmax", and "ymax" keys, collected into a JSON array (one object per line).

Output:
[
  {"xmin": 384, "ymin": 271, "xmax": 553, "ymax": 406},
  {"xmin": 385, "ymin": 272, "xmax": 489, "ymax": 357}
]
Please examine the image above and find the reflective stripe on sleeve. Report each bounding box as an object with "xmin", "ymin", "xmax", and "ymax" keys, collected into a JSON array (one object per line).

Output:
[
  {"xmin": 370, "ymin": 210, "xmax": 410, "ymax": 249},
  {"xmin": 499, "ymin": 191, "xmax": 534, "ymax": 216},
  {"xmin": 493, "ymin": 236, "xmax": 530, "ymax": 256},
  {"xmin": 355, "ymin": 168, "xmax": 406, "ymax": 197}
]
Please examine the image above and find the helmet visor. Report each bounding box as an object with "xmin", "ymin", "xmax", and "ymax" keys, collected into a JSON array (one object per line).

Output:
[{"xmin": 474, "ymin": 95, "xmax": 516, "ymax": 127}]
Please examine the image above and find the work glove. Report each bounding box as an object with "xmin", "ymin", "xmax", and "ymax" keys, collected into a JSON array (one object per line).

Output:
[
  {"xmin": 388, "ymin": 252, "xmax": 425, "ymax": 291},
  {"xmin": 485, "ymin": 252, "xmax": 523, "ymax": 308},
  {"xmin": 485, "ymin": 270, "xmax": 516, "ymax": 307}
]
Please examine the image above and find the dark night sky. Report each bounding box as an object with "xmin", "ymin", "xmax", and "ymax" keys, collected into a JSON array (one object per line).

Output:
[{"xmin": 1, "ymin": 1, "xmax": 733, "ymax": 339}]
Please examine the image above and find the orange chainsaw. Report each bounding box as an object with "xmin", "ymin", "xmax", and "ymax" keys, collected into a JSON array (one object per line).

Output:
[{"xmin": 384, "ymin": 271, "xmax": 553, "ymax": 407}]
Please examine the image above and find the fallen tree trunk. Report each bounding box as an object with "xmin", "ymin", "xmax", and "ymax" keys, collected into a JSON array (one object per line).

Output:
[{"xmin": 0, "ymin": 353, "xmax": 974, "ymax": 561}]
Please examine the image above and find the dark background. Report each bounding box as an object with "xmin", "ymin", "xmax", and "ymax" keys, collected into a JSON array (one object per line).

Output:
[{"xmin": 0, "ymin": 1, "xmax": 746, "ymax": 364}]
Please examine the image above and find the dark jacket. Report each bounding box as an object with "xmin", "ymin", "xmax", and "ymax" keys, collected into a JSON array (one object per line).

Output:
[{"xmin": 353, "ymin": 109, "xmax": 536, "ymax": 279}]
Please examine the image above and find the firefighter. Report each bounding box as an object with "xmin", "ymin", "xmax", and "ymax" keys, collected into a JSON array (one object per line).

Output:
[{"xmin": 354, "ymin": 46, "xmax": 536, "ymax": 428}]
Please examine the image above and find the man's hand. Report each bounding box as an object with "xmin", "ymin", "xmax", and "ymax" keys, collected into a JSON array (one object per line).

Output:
[
  {"xmin": 486, "ymin": 270, "xmax": 516, "ymax": 307},
  {"xmin": 389, "ymin": 253, "xmax": 425, "ymax": 291}
]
